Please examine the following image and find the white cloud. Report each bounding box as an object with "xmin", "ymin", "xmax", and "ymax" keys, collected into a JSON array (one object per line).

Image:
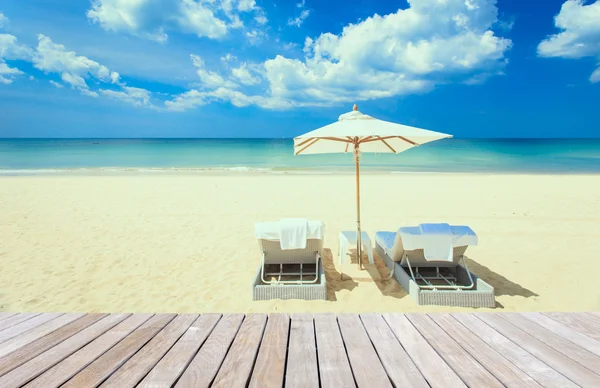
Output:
[
  {"xmin": 0, "ymin": 12, "xmax": 8, "ymax": 28},
  {"xmin": 237, "ymin": 0, "xmax": 256, "ymax": 12},
  {"xmin": 165, "ymin": 89, "xmax": 208, "ymax": 111},
  {"xmin": 538, "ymin": 0, "xmax": 600, "ymax": 83},
  {"xmin": 32, "ymin": 34, "xmax": 120, "ymax": 94},
  {"xmin": 245, "ymin": 29, "xmax": 265, "ymax": 45},
  {"xmin": 220, "ymin": 53, "xmax": 237, "ymax": 63},
  {"xmin": 49, "ymin": 80, "xmax": 64, "ymax": 88},
  {"xmin": 191, "ymin": 53, "xmax": 238, "ymax": 88},
  {"xmin": 99, "ymin": 86, "xmax": 152, "ymax": 107},
  {"xmin": 283, "ymin": 42, "xmax": 297, "ymax": 50},
  {"xmin": 591, "ymin": 66, "xmax": 600, "ymax": 82},
  {"xmin": 87, "ymin": 0, "xmax": 267, "ymax": 42},
  {"xmin": 289, "ymin": 0, "xmax": 310, "ymax": 28},
  {"xmin": 0, "ymin": 62, "xmax": 22, "ymax": 84},
  {"xmin": 167, "ymin": 0, "xmax": 512, "ymax": 111},
  {"xmin": 288, "ymin": 9, "xmax": 310, "ymax": 27},
  {"xmin": 0, "ymin": 33, "xmax": 33, "ymax": 84},
  {"xmin": 0, "ymin": 32, "xmax": 155, "ymax": 106},
  {"xmin": 231, "ymin": 63, "xmax": 261, "ymax": 85},
  {"xmin": 254, "ymin": 9, "xmax": 268, "ymax": 25},
  {"xmin": 0, "ymin": 34, "xmax": 33, "ymax": 60}
]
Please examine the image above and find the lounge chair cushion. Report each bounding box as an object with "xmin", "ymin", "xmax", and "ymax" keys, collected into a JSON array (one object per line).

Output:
[
  {"xmin": 278, "ymin": 218, "xmax": 308, "ymax": 250},
  {"xmin": 398, "ymin": 225, "xmax": 478, "ymax": 251},
  {"xmin": 419, "ymin": 223, "xmax": 453, "ymax": 262},
  {"xmin": 376, "ymin": 225, "xmax": 478, "ymax": 262},
  {"xmin": 375, "ymin": 231, "xmax": 396, "ymax": 253},
  {"xmin": 255, "ymin": 220, "xmax": 325, "ymax": 243}
]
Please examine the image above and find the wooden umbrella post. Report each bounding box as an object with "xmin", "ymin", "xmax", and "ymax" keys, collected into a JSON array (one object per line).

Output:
[{"xmin": 354, "ymin": 139, "xmax": 363, "ymax": 270}]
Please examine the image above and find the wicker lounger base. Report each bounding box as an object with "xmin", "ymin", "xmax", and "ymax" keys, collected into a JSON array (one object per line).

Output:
[
  {"xmin": 376, "ymin": 244, "xmax": 496, "ymax": 308},
  {"xmin": 252, "ymin": 260, "xmax": 327, "ymax": 301}
]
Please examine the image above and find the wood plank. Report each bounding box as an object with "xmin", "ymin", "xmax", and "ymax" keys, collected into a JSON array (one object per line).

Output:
[
  {"xmin": 383, "ymin": 313, "xmax": 466, "ymax": 388},
  {"xmin": 249, "ymin": 314, "xmax": 290, "ymax": 388},
  {"xmin": 475, "ymin": 312, "xmax": 600, "ymax": 387},
  {"xmin": 285, "ymin": 313, "xmax": 319, "ymax": 388},
  {"xmin": 212, "ymin": 313, "xmax": 267, "ymax": 388},
  {"xmin": 0, "ymin": 313, "xmax": 18, "ymax": 324},
  {"xmin": 0, "ymin": 313, "xmax": 84, "ymax": 358},
  {"xmin": 405, "ymin": 313, "xmax": 502, "ymax": 387},
  {"xmin": 427, "ymin": 313, "xmax": 542, "ymax": 388},
  {"xmin": 175, "ymin": 313, "xmax": 244, "ymax": 388},
  {"xmin": 544, "ymin": 312, "xmax": 600, "ymax": 342},
  {"xmin": 360, "ymin": 313, "xmax": 427, "ymax": 388},
  {"xmin": 0, "ymin": 313, "xmax": 62, "ymax": 344},
  {"xmin": 0, "ymin": 313, "xmax": 40, "ymax": 331},
  {"xmin": 0, "ymin": 313, "xmax": 106, "ymax": 377},
  {"xmin": 24, "ymin": 313, "xmax": 153, "ymax": 388},
  {"xmin": 100, "ymin": 314, "xmax": 199, "ymax": 387},
  {"xmin": 61, "ymin": 313, "xmax": 176, "ymax": 388},
  {"xmin": 502, "ymin": 312, "xmax": 600, "ymax": 375},
  {"xmin": 452, "ymin": 313, "xmax": 577, "ymax": 388},
  {"xmin": 313, "ymin": 313, "xmax": 355, "ymax": 388},
  {"xmin": 337, "ymin": 313, "xmax": 391, "ymax": 388},
  {"xmin": 588, "ymin": 312, "xmax": 600, "ymax": 320},
  {"xmin": 501, "ymin": 313, "xmax": 600, "ymax": 374},
  {"xmin": 519, "ymin": 312, "xmax": 600, "ymax": 358},
  {"xmin": 0, "ymin": 314, "xmax": 129, "ymax": 388},
  {"xmin": 138, "ymin": 314, "xmax": 222, "ymax": 388}
]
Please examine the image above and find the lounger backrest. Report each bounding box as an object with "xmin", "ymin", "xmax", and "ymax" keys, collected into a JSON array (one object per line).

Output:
[
  {"xmin": 258, "ymin": 238, "xmax": 323, "ymax": 265},
  {"xmin": 397, "ymin": 245, "xmax": 469, "ymax": 268},
  {"xmin": 391, "ymin": 225, "xmax": 477, "ymax": 267}
]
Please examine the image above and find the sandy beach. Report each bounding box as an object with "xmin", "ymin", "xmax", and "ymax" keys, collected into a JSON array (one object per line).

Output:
[{"xmin": 1, "ymin": 172, "xmax": 599, "ymax": 313}]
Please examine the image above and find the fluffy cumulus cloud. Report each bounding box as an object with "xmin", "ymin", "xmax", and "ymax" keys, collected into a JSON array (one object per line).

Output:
[
  {"xmin": 87, "ymin": 0, "xmax": 266, "ymax": 42},
  {"xmin": 231, "ymin": 63, "xmax": 261, "ymax": 85},
  {"xmin": 538, "ymin": 0, "xmax": 600, "ymax": 83},
  {"xmin": 166, "ymin": 0, "xmax": 512, "ymax": 110}
]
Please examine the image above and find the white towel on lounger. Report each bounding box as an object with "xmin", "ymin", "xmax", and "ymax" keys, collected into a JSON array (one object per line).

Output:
[
  {"xmin": 419, "ymin": 223, "xmax": 453, "ymax": 262},
  {"xmin": 279, "ymin": 218, "xmax": 308, "ymax": 250}
]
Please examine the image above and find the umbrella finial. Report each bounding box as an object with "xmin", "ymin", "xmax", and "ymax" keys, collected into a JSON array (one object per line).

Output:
[{"xmin": 353, "ymin": 104, "xmax": 358, "ymax": 111}]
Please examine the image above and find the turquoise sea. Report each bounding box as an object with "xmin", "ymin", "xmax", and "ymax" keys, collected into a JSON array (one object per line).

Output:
[{"xmin": 1, "ymin": 138, "xmax": 600, "ymax": 174}]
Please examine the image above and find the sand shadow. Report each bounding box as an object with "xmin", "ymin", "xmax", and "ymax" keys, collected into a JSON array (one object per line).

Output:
[
  {"xmin": 464, "ymin": 256, "xmax": 538, "ymax": 298},
  {"xmin": 340, "ymin": 248, "xmax": 408, "ymax": 300},
  {"xmin": 321, "ymin": 248, "xmax": 358, "ymax": 301}
]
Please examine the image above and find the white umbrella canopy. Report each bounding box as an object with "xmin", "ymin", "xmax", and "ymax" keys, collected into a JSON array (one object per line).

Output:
[
  {"xmin": 293, "ymin": 104, "xmax": 452, "ymax": 270},
  {"xmin": 294, "ymin": 105, "xmax": 452, "ymax": 155}
]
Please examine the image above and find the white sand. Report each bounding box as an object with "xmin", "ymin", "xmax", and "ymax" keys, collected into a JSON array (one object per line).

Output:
[{"xmin": 1, "ymin": 173, "xmax": 599, "ymax": 313}]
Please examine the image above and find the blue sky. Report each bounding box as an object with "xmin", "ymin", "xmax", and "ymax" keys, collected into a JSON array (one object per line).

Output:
[{"xmin": 0, "ymin": 0, "xmax": 599, "ymax": 138}]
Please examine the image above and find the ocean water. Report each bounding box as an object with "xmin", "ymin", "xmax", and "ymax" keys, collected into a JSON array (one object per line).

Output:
[{"xmin": 1, "ymin": 138, "xmax": 600, "ymax": 174}]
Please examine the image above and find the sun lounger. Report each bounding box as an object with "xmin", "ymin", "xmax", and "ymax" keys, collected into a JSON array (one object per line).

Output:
[
  {"xmin": 375, "ymin": 223, "xmax": 495, "ymax": 308},
  {"xmin": 252, "ymin": 219, "xmax": 327, "ymax": 301}
]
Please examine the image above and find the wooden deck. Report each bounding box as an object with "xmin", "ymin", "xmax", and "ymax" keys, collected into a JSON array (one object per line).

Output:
[{"xmin": 0, "ymin": 312, "xmax": 599, "ymax": 387}]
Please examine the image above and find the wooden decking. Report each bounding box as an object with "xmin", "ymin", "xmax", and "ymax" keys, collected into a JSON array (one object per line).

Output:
[{"xmin": 0, "ymin": 312, "xmax": 599, "ymax": 387}]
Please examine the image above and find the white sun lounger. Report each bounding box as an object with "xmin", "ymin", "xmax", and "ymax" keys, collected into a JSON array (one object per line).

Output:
[
  {"xmin": 252, "ymin": 219, "xmax": 327, "ymax": 301},
  {"xmin": 375, "ymin": 224, "xmax": 495, "ymax": 308}
]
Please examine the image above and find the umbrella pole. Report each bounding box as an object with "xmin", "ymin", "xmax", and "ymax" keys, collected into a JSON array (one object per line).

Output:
[{"xmin": 355, "ymin": 144, "xmax": 363, "ymax": 270}]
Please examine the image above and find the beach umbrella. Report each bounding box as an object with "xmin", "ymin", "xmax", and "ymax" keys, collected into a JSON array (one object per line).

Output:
[{"xmin": 294, "ymin": 104, "xmax": 452, "ymax": 269}]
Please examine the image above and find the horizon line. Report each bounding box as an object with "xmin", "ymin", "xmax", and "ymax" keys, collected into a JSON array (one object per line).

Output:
[{"xmin": 2, "ymin": 137, "xmax": 600, "ymax": 140}]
